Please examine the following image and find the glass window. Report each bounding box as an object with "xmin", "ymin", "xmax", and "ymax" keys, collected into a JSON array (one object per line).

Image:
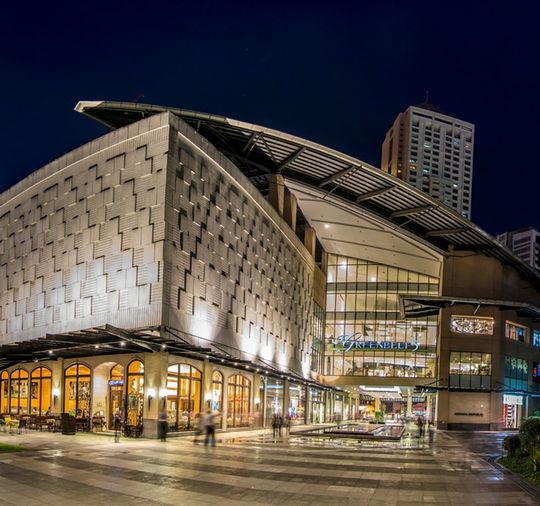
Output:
[
  {"xmin": 0, "ymin": 371, "xmax": 8, "ymax": 414},
  {"xmin": 449, "ymin": 352, "xmax": 492, "ymax": 389},
  {"xmin": 505, "ymin": 321, "xmax": 530, "ymax": 343},
  {"xmin": 227, "ymin": 375, "xmax": 251, "ymax": 427},
  {"xmin": 533, "ymin": 330, "xmax": 540, "ymax": 348},
  {"xmin": 126, "ymin": 360, "xmax": 144, "ymax": 426},
  {"xmin": 166, "ymin": 363, "xmax": 201, "ymax": 431},
  {"xmin": 451, "ymin": 316, "xmax": 494, "ymax": 335},
  {"xmin": 64, "ymin": 363, "xmax": 91, "ymax": 417},
  {"xmin": 212, "ymin": 371, "xmax": 223, "ymax": 429},
  {"xmin": 30, "ymin": 367, "xmax": 52, "ymax": 416},
  {"xmin": 10, "ymin": 369, "xmax": 29, "ymax": 415}
]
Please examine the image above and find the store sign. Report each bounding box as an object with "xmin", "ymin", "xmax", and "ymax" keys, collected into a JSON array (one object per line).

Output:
[
  {"xmin": 333, "ymin": 334, "xmax": 419, "ymax": 352},
  {"xmin": 533, "ymin": 362, "xmax": 540, "ymax": 384},
  {"xmin": 108, "ymin": 379, "xmax": 124, "ymax": 386}
]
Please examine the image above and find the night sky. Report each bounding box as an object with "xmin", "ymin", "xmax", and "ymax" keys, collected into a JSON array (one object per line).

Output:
[{"xmin": 1, "ymin": 1, "xmax": 538, "ymax": 235}]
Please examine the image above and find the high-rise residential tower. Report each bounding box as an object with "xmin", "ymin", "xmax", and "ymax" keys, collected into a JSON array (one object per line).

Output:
[
  {"xmin": 497, "ymin": 227, "xmax": 540, "ymax": 271},
  {"xmin": 381, "ymin": 103, "xmax": 474, "ymax": 219}
]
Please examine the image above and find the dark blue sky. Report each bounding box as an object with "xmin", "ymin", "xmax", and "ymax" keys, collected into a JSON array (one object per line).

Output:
[{"xmin": 1, "ymin": 1, "xmax": 538, "ymax": 235}]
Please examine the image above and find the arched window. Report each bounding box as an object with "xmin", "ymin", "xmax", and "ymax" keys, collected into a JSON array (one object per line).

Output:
[
  {"xmin": 64, "ymin": 363, "xmax": 91, "ymax": 416},
  {"xmin": 126, "ymin": 360, "xmax": 144, "ymax": 426},
  {"xmin": 30, "ymin": 367, "xmax": 52, "ymax": 416},
  {"xmin": 212, "ymin": 371, "xmax": 223, "ymax": 429},
  {"xmin": 10, "ymin": 369, "xmax": 29, "ymax": 415},
  {"xmin": 166, "ymin": 364, "xmax": 201, "ymax": 430},
  {"xmin": 227, "ymin": 375, "xmax": 251, "ymax": 427},
  {"xmin": 109, "ymin": 364, "xmax": 125, "ymax": 428},
  {"xmin": 0, "ymin": 371, "xmax": 8, "ymax": 413}
]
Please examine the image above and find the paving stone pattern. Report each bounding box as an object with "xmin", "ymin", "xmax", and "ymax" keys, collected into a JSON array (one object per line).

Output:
[{"xmin": 0, "ymin": 430, "xmax": 536, "ymax": 505}]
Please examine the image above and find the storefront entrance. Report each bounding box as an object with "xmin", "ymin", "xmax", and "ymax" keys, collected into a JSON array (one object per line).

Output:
[
  {"xmin": 503, "ymin": 394, "xmax": 523, "ymax": 429},
  {"xmin": 108, "ymin": 364, "xmax": 124, "ymax": 428}
]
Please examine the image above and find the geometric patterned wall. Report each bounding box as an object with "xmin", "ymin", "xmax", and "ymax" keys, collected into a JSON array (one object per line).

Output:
[
  {"xmin": 163, "ymin": 115, "xmax": 316, "ymax": 373},
  {"xmin": 0, "ymin": 112, "xmax": 317, "ymax": 375},
  {"xmin": 0, "ymin": 117, "xmax": 169, "ymax": 343}
]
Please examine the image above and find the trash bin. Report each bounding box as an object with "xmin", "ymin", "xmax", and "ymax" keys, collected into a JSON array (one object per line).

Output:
[{"xmin": 61, "ymin": 413, "xmax": 76, "ymax": 435}]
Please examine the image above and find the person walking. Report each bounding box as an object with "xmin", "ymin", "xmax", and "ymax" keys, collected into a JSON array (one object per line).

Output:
[
  {"xmin": 158, "ymin": 410, "xmax": 168, "ymax": 442},
  {"xmin": 416, "ymin": 415, "xmax": 425, "ymax": 438},
  {"xmin": 271, "ymin": 412, "xmax": 281, "ymax": 440},
  {"xmin": 113, "ymin": 411, "xmax": 122, "ymax": 443},
  {"xmin": 203, "ymin": 410, "xmax": 216, "ymax": 447}
]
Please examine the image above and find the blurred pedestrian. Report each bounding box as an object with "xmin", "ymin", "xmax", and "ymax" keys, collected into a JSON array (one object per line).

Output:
[
  {"xmin": 114, "ymin": 411, "xmax": 122, "ymax": 443},
  {"xmin": 203, "ymin": 410, "xmax": 216, "ymax": 447},
  {"xmin": 271, "ymin": 412, "xmax": 281, "ymax": 440},
  {"xmin": 158, "ymin": 410, "xmax": 168, "ymax": 442},
  {"xmin": 416, "ymin": 415, "xmax": 425, "ymax": 438}
]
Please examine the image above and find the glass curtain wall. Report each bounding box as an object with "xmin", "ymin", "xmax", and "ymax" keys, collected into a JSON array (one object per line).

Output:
[
  {"xmin": 449, "ymin": 352, "xmax": 491, "ymax": 389},
  {"xmin": 30, "ymin": 367, "xmax": 52, "ymax": 415},
  {"xmin": 10, "ymin": 369, "xmax": 29, "ymax": 414},
  {"xmin": 64, "ymin": 364, "xmax": 91, "ymax": 416},
  {"xmin": 126, "ymin": 360, "xmax": 144, "ymax": 426},
  {"xmin": 166, "ymin": 364, "xmax": 201, "ymax": 430},
  {"xmin": 311, "ymin": 303, "xmax": 325, "ymax": 373},
  {"xmin": 325, "ymin": 255, "xmax": 439, "ymax": 378},
  {"xmin": 227, "ymin": 375, "xmax": 251, "ymax": 427}
]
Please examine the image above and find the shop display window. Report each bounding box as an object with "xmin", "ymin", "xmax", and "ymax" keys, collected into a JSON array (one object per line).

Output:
[
  {"xmin": 166, "ymin": 363, "xmax": 201, "ymax": 431},
  {"xmin": 30, "ymin": 367, "xmax": 52, "ymax": 416},
  {"xmin": 227, "ymin": 375, "xmax": 251, "ymax": 427},
  {"xmin": 126, "ymin": 360, "xmax": 144, "ymax": 426},
  {"xmin": 64, "ymin": 363, "xmax": 91, "ymax": 417},
  {"xmin": 0, "ymin": 371, "xmax": 8, "ymax": 414},
  {"xmin": 212, "ymin": 371, "xmax": 223, "ymax": 428},
  {"xmin": 449, "ymin": 352, "xmax": 491, "ymax": 389},
  {"xmin": 505, "ymin": 321, "xmax": 530, "ymax": 343},
  {"xmin": 10, "ymin": 369, "xmax": 29, "ymax": 415}
]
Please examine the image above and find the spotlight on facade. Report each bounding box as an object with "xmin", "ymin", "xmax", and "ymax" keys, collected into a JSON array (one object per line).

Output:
[
  {"xmin": 52, "ymin": 387, "xmax": 60, "ymax": 404},
  {"xmin": 120, "ymin": 341, "xmax": 126, "ymax": 347}
]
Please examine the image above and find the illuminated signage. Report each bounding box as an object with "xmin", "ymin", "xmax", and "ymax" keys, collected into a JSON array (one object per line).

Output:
[
  {"xmin": 108, "ymin": 379, "xmax": 124, "ymax": 386},
  {"xmin": 533, "ymin": 362, "xmax": 540, "ymax": 384},
  {"xmin": 534, "ymin": 330, "xmax": 540, "ymax": 348},
  {"xmin": 333, "ymin": 334, "xmax": 419, "ymax": 352}
]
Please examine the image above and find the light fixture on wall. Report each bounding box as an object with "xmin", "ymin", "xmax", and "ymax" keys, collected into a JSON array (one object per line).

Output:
[
  {"xmin": 159, "ymin": 388, "xmax": 167, "ymax": 409},
  {"xmin": 52, "ymin": 388, "xmax": 60, "ymax": 404},
  {"xmin": 147, "ymin": 388, "xmax": 156, "ymax": 409},
  {"xmin": 205, "ymin": 392, "xmax": 212, "ymax": 409}
]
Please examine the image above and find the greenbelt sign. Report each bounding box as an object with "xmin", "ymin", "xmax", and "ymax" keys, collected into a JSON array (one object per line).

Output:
[{"xmin": 333, "ymin": 334, "xmax": 420, "ymax": 352}]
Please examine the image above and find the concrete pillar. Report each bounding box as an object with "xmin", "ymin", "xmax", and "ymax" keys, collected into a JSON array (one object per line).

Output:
[
  {"xmin": 407, "ymin": 394, "xmax": 413, "ymax": 417},
  {"xmin": 284, "ymin": 189, "xmax": 297, "ymax": 232},
  {"xmin": 268, "ymin": 174, "xmax": 285, "ymax": 216},
  {"xmin": 304, "ymin": 227, "xmax": 317, "ymax": 257},
  {"xmin": 202, "ymin": 359, "xmax": 213, "ymax": 411},
  {"xmin": 51, "ymin": 358, "xmax": 64, "ymax": 416},
  {"xmin": 253, "ymin": 374, "xmax": 263, "ymax": 427},
  {"xmin": 142, "ymin": 352, "xmax": 169, "ymax": 438},
  {"xmin": 305, "ymin": 386, "xmax": 311, "ymax": 424},
  {"xmin": 283, "ymin": 379, "xmax": 290, "ymax": 418}
]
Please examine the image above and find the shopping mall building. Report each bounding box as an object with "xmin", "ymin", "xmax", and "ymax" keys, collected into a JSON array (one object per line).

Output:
[{"xmin": 0, "ymin": 101, "xmax": 539, "ymax": 436}]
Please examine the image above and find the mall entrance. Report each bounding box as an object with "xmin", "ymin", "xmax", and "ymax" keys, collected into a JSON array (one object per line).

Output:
[{"xmin": 358, "ymin": 386, "xmax": 436, "ymax": 423}]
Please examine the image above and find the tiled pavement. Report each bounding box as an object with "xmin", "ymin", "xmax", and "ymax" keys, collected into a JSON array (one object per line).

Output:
[{"xmin": 0, "ymin": 427, "xmax": 537, "ymax": 505}]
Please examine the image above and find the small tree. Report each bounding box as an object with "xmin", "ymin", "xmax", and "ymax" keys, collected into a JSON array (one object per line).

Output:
[
  {"xmin": 519, "ymin": 417, "xmax": 540, "ymax": 456},
  {"xmin": 502, "ymin": 434, "xmax": 521, "ymax": 457}
]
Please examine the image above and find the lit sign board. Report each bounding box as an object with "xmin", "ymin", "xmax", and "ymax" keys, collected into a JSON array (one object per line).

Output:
[
  {"xmin": 108, "ymin": 380, "xmax": 124, "ymax": 386},
  {"xmin": 533, "ymin": 362, "xmax": 540, "ymax": 384},
  {"xmin": 333, "ymin": 334, "xmax": 419, "ymax": 352},
  {"xmin": 533, "ymin": 330, "xmax": 540, "ymax": 348}
]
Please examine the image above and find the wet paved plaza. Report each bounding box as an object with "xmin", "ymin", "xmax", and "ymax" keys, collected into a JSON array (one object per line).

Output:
[{"xmin": 0, "ymin": 427, "xmax": 537, "ymax": 505}]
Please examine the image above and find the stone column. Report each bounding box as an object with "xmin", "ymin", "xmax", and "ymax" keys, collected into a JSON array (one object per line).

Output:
[
  {"xmin": 304, "ymin": 227, "xmax": 317, "ymax": 258},
  {"xmin": 407, "ymin": 394, "xmax": 413, "ymax": 417},
  {"xmin": 284, "ymin": 189, "xmax": 297, "ymax": 232},
  {"xmin": 268, "ymin": 174, "xmax": 285, "ymax": 216},
  {"xmin": 51, "ymin": 358, "xmax": 64, "ymax": 416},
  {"xmin": 143, "ymin": 352, "xmax": 169, "ymax": 438}
]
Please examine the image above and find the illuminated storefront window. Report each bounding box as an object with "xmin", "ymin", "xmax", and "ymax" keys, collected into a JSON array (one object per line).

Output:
[
  {"xmin": 227, "ymin": 375, "xmax": 251, "ymax": 427},
  {"xmin": 10, "ymin": 369, "xmax": 29, "ymax": 415},
  {"xmin": 166, "ymin": 363, "xmax": 201, "ymax": 430},
  {"xmin": 109, "ymin": 364, "xmax": 125, "ymax": 427},
  {"xmin": 126, "ymin": 360, "xmax": 144, "ymax": 426},
  {"xmin": 533, "ymin": 330, "xmax": 540, "ymax": 348},
  {"xmin": 449, "ymin": 352, "xmax": 491, "ymax": 389},
  {"xmin": 0, "ymin": 371, "xmax": 8, "ymax": 413},
  {"xmin": 212, "ymin": 371, "xmax": 223, "ymax": 429},
  {"xmin": 30, "ymin": 367, "xmax": 52, "ymax": 416},
  {"xmin": 451, "ymin": 316, "xmax": 494, "ymax": 335},
  {"xmin": 264, "ymin": 378, "xmax": 284, "ymax": 426},
  {"xmin": 64, "ymin": 363, "xmax": 91, "ymax": 417},
  {"xmin": 310, "ymin": 387, "xmax": 324, "ymax": 423},
  {"xmin": 504, "ymin": 356, "xmax": 528, "ymax": 391},
  {"xmin": 505, "ymin": 321, "xmax": 529, "ymax": 343},
  {"xmin": 288, "ymin": 384, "xmax": 306, "ymax": 424},
  {"xmin": 325, "ymin": 255, "xmax": 438, "ymax": 378}
]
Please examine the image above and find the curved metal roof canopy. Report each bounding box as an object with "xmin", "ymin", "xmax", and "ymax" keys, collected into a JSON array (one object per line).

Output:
[{"xmin": 75, "ymin": 100, "xmax": 540, "ymax": 289}]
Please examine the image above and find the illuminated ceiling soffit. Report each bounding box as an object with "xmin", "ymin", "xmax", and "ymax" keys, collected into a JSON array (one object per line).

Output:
[{"xmin": 286, "ymin": 181, "xmax": 443, "ymax": 278}]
